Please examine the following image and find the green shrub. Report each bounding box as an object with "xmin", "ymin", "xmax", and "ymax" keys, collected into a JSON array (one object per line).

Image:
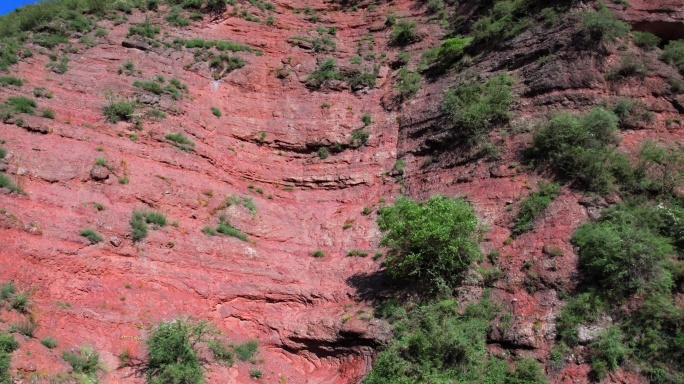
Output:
[
  {"xmin": 611, "ymin": 98, "xmax": 654, "ymax": 128},
  {"xmin": 41, "ymin": 337, "xmax": 57, "ymax": 349},
  {"xmin": 209, "ymin": 54, "xmax": 245, "ymax": 79},
  {"xmin": 128, "ymin": 19, "xmax": 160, "ymax": 38},
  {"xmin": 512, "ymin": 181, "xmax": 560, "ymax": 236},
  {"xmin": 349, "ymin": 129, "xmax": 369, "ymax": 147},
  {"xmin": 41, "ymin": 108, "xmax": 55, "ymax": 119},
  {"xmin": 0, "ymin": 332, "xmax": 18, "ymax": 384},
  {"xmin": 0, "ymin": 174, "xmax": 20, "ymax": 193},
  {"xmin": 572, "ymin": 208, "xmax": 673, "ymax": 296},
  {"xmin": 317, "ymin": 147, "xmax": 329, "ymax": 159},
  {"xmin": 10, "ymin": 292, "xmax": 28, "ymax": 313},
  {"xmin": 234, "ymin": 339, "xmax": 258, "ymax": 361},
  {"xmin": 33, "ymin": 87, "xmax": 52, "ymax": 98},
  {"xmin": 347, "ymin": 71, "xmax": 376, "ymax": 89},
  {"xmin": 10, "ymin": 318, "xmax": 35, "ymax": 337},
  {"xmin": 441, "ymin": 73, "xmax": 514, "ymax": 146},
  {"xmin": 378, "ymin": 195, "xmax": 481, "ymax": 292},
  {"xmin": 347, "ymin": 249, "xmax": 368, "ymax": 257},
  {"xmin": 0, "ymin": 76, "xmax": 22, "ymax": 86},
  {"xmin": 527, "ymin": 108, "xmax": 622, "ymax": 193},
  {"xmin": 216, "ymin": 216, "xmax": 248, "ymax": 241},
  {"xmin": 580, "ymin": 6, "xmax": 630, "ymax": 44},
  {"xmin": 144, "ymin": 212, "xmax": 167, "ymax": 227},
  {"xmin": 306, "ymin": 58, "xmax": 343, "ymax": 89},
  {"xmin": 661, "ymin": 40, "xmax": 684, "ymax": 74},
  {"xmin": 606, "ymin": 55, "xmax": 648, "ymax": 80},
  {"xmin": 133, "ymin": 80, "xmax": 163, "ymax": 94},
  {"xmin": 433, "ymin": 36, "xmax": 472, "ymax": 68},
  {"xmin": 361, "ymin": 114, "xmax": 371, "ymax": 125},
  {"xmin": 589, "ymin": 326, "xmax": 629, "ymax": 380},
  {"xmin": 208, "ymin": 340, "xmax": 233, "ymax": 366},
  {"xmin": 389, "ymin": 20, "xmax": 417, "ymax": 46},
  {"xmin": 79, "ymin": 228, "xmax": 103, "ymax": 244},
  {"xmin": 6, "ymin": 96, "xmax": 36, "ymax": 114},
  {"xmin": 507, "ymin": 357, "xmax": 548, "ymax": 384},
  {"xmin": 63, "ymin": 346, "xmax": 100, "ymax": 376},
  {"xmin": 0, "ymin": 282, "xmax": 14, "ymax": 301},
  {"xmin": 312, "ymin": 249, "xmax": 324, "ymax": 258},
  {"xmin": 210, "ymin": 107, "xmax": 221, "ymax": 117},
  {"xmin": 32, "ymin": 33, "xmax": 68, "ymax": 48},
  {"xmin": 250, "ymin": 370, "xmax": 262, "ymax": 378},
  {"xmin": 395, "ymin": 67, "xmax": 421, "ymax": 101},
  {"xmin": 102, "ymin": 101, "xmax": 135, "ymax": 123},
  {"xmin": 146, "ymin": 319, "xmax": 207, "ymax": 384},
  {"xmin": 165, "ymin": 132, "xmax": 195, "ymax": 150},
  {"xmin": 131, "ymin": 211, "xmax": 148, "ymax": 242},
  {"xmin": 633, "ymin": 31, "xmax": 660, "ymax": 50},
  {"xmin": 364, "ymin": 298, "xmax": 501, "ymax": 383},
  {"xmin": 0, "ymin": 333, "xmax": 18, "ymax": 353},
  {"xmin": 166, "ymin": 6, "xmax": 190, "ymax": 27}
]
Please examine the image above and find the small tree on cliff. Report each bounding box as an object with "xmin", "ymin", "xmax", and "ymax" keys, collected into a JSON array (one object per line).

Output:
[{"xmin": 377, "ymin": 195, "xmax": 481, "ymax": 293}]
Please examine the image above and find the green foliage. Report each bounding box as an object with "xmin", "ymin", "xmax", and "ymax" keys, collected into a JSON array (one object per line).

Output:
[
  {"xmin": 507, "ymin": 357, "xmax": 548, "ymax": 384},
  {"xmin": 361, "ymin": 114, "xmax": 371, "ymax": 125},
  {"xmin": 79, "ymin": 228, "xmax": 103, "ymax": 244},
  {"xmin": 0, "ymin": 282, "xmax": 15, "ymax": 301},
  {"xmin": 209, "ymin": 54, "xmax": 245, "ymax": 79},
  {"xmin": 512, "ymin": 181, "xmax": 560, "ymax": 236},
  {"xmin": 234, "ymin": 339, "xmax": 258, "ymax": 361},
  {"xmin": 146, "ymin": 319, "xmax": 207, "ymax": 384},
  {"xmin": 102, "ymin": 101, "xmax": 135, "ymax": 123},
  {"xmin": 580, "ymin": 6, "xmax": 630, "ymax": 45},
  {"xmin": 128, "ymin": 19, "xmax": 160, "ymax": 39},
  {"xmin": 166, "ymin": 6, "xmax": 190, "ymax": 27},
  {"xmin": 572, "ymin": 206, "xmax": 674, "ymax": 296},
  {"xmin": 633, "ymin": 31, "xmax": 660, "ymax": 50},
  {"xmin": 208, "ymin": 340, "xmax": 234, "ymax": 366},
  {"xmin": 0, "ymin": 332, "xmax": 18, "ymax": 384},
  {"xmin": 62, "ymin": 346, "xmax": 100, "ymax": 375},
  {"xmin": 347, "ymin": 71, "xmax": 376, "ymax": 89},
  {"xmin": 349, "ymin": 129, "xmax": 369, "ymax": 148},
  {"xmin": 215, "ymin": 215, "xmax": 248, "ymax": 241},
  {"xmin": 611, "ymin": 98, "xmax": 654, "ymax": 128},
  {"xmin": 0, "ymin": 333, "xmax": 18, "ymax": 353},
  {"xmin": 395, "ymin": 67, "xmax": 421, "ymax": 101},
  {"xmin": 471, "ymin": 0, "xmax": 533, "ymax": 46},
  {"xmin": 347, "ymin": 249, "xmax": 368, "ymax": 257},
  {"xmin": 606, "ymin": 55, "xmax": 649, "ymax": 80},
  {"xmin": 589, "ymin": 326, "xmax": 629, "ymax": 380},
  {"xmin": 441, "ymin": 73, "xmax": 514, "ymax": 146},
  {"xmin": 249, "ymin": 370, "xmax": 262, "ymax": 378},
  {"xmin": 166, "ymin": 132, "xmax": 195, "ymax": 150},
  {"xmin": 176, "ymin": 38, "xmax": 256, "ymax": 53},
  {"xmin": 0, "ymin": 76, "xmax": 22, "ymax": 86},
  {"xmin": 312, "ymin": 249, "xmax": 325, "ymax": 258},
  {"xmin": 6, "ymin": 96, "xmax": 36, "ymax": 114},
  {"xmin": 317, "ymin": 147, "xmax": 329, "ymax": 159},
  {"xmin": 40, "ymin": 337, "xmax": 57, "ymax": 349},
  {"xmin": 365, "ymin": 298, "xmax": 516, "ymax": 383},
  {"xmin": 0, "ymin": 174, "xmax": 20, "ymax": 193},
  {"xmin": 133, "ymin": 80, "xmax": 163, "ymax": 95},
  {"xmin": 389, "ymin": 20, "xmax": 417, "ymax": 46},
  {"xmin": 527, "ymin": 108, "xmax": 622, "ymax": 193},
  {"xmin": 432, "ymin": 36, "xmax": 473, "ymax": 69},
  {"xmin": 661, "ymin": 40, "xmax": 684, "ymax": 74},
  {"xmin": 211, "ymin": 107, "xmax": 221, "ymax": 117},
  {"xmin": 130, "ymin": 211, "xmax": 148, "ymax": 242},
  {"xmin": 377, "ymin": 195, "xmax": 481, "ymax": 292},
  {"xmin": 306, "ymin": 58, "xmax": 343, "ymax": 89},
  {"xmin": 144, "ymin": 212, "xmax": 167, "ymax": 227}
]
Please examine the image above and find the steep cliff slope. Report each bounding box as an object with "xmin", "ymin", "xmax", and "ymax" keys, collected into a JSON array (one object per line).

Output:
[{"xmin": 0, "ymin": 0, "xmax": 683, "ymax": 383}]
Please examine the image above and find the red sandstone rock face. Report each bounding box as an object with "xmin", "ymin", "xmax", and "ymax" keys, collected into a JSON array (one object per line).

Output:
[{"xmin": 0, "ymin": 1, "xmax": 683, "ymax": 383}]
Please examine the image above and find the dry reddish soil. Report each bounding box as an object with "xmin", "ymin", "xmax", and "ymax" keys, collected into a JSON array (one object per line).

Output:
[{"xmin": 0, "ymin": 1, "xmax": 683, "ymax": 383}]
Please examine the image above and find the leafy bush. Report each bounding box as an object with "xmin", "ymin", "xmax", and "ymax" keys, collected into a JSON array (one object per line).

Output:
[
  {"xmin": 215, "ymin": 216, "xmax": 248, "ymax": 241},
  {"xmin": 211, "ymin": 107, "xmax": 221, "ymax": 117},
  {"xmin": 527, "ymin": 108, "xmax": 622, "ymax": 193},
  {"xmin": 441, "ymin": 73, "xmax": 514, "ymax": 145},
  {"xmin": 312, "ymin": 250, "xmax": 324, "ymax": 258},
  {"xmin": 234, "ymin": 339, "xmax": 258, "ymax": 361},
  {"xmin": 41, "ymin": 337, "xmax": 57, "ymax": 349},
  {"xmin": 144, "ymin": 212, "xmax": 167, "ymax": 227},
  {"xmin": 349, "ymin": 129, "xmax": 369, "ymax": 148},
  {"xmin": 133, "ymin": 80, "xmax": 163, "ymax": 95},
  {"xmin": 80, "ymin": 228, "xmax": 103, "ymax": 244},
  {"xmin": 572, "ymin": 207, "xmax": 673, "ymax": 296},
  {"xmin": 0, "ymin": 332, "xmax": 18, "ymax": 384},
  {"xmin": 62, "ymin": 346, "xmax": 100, "ymax": 375},
  {"xmin": 395, "ymin": 67, "xmax": 421, "ymax": 101},
  {"xmin": 0, "ymin": 173, "xmax": 20, "ymax": 193},
  {"xmin": 10, "ymin": 319, "xmax": 35, "ymax": 337},
  {"xmin": 208, "ymin": 340, "xmax": 234, "ymax": 366},
  {"xmin": 128, "ymin": 19, "xmax": 160, "ymax": 38},
  {"xmin": 146, "ymin": 319, "xmax": 208, "ymax": 384},
  {"xmin": 317, "ymin": 147, "xmax": 329, "ymax": 159},
  {"xmin": 10, "ymin": 292, "xmax": 29, "ymax": 313},
  {"xmin": 389, "ymin": 20, "xmax": 418, "ymax": 46},
  {"xmin": 0, "ymin": 76, "xmax": 22, "ymax": 86},
  {"xmin": 377, "ymin": 195, "xmax": 481, "ymax": 292},
  {"xmin": 365, "ymin": 298, "xmax": 509, "ymax": 383},
  {"xmin": 633, "ymin": 31, "xmax": 660, "ymax": 50},
  {"xmin": 102, "ymin": 101, "xmax": 135, "ymax": 123},
  {"xmin": 6, "ymin": 96, "xmax": 36, "ymax": 114},
  {"xmin": 306, "ymin": 58, "xmax": 343, "ymax": 89},
  {"xmin": 131, "ymin": 211, "xmax": 148, "ymax": 242},
  {"xmin": 432, "ymin": 36, "xmax": 473, "ymax": 69},
  {"xmin": 589, "ymin": 326, "xmax": 629, "ymax": 380},
  {"xmin": 166, "ymin": 132, "xmax": 195, "ymax": 150},
  {"xmin": 579, "ymin": 6, "xmax": 630, "ymax": 45},
  {"xmin": 512, "ymin": 181, "xmax": 560, "ymax": 236},
  {"xmin": 661, "ymin": 40, "xmax": 684, "ymax": 74},
  {"xmin": 209, "ymin": 54, "xmax": 245, "ymax": 79},
  {"xmin": 606, "ymin": 55, "xmax": 648, "ymax": 80}
]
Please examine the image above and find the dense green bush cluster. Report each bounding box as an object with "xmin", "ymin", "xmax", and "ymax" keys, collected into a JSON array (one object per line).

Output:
[
  {"xmin": 512, "ymin": 181, "xmax": 560, "ymax": 237},
  {"xmin": 204, "ymin": 215, "xmax": 248, "ymax": 241},
  {"xmin": 528, "ymin": 108, "xmax": 684, "ymax": 195},
  {"xmin": 378, "ymin": 195, "xmax": 481, "ymax": 292},
  {"xmin": 389, "ymin": 20, "xmax": 418, "ymax": 46},
  {"xmin": 131, "ymin": 211, "xmax": 167, "ymax": 242},
  {"xmin": 579, "ymin": 5, "xmax": 630, "ymax": 45},
  {"xmin": 165, "ymin": 132, "xmax": 195, "ymax": 151},
  {"xmin": 0, "ymin": 332, "xmax": 18, "ymax": 384},
  {"xmin": 80, "ymin": 228, "xmax": 103, "ymax": 244},
  {"xmin": 557, "ymin": 203, "xmax": 684, "ymax": 380},
  {"xmin": 441, "ymin": 72, "xmax": 514, "ymax": 146},
  {"xmin": 365, "ymin": 297, "xmax": 547, "ymax": 383},
  {"xmin": 661, "ymin": 40, "xmax": 684, "ymax": 74},
  {"xmin": 146, "ymin": 319, "xmax": 205, "ymax": 384},
  {"xmin": 306, "ymin": 58, "xmax": 343, "ymax": 89},
  {"xmin": 102, "ymin": 100, "xmax": 135, "ymax": 123},
  {"xmin": 471, "ymin": 0, "xmax": 533, "ymax": 46},
  {"xmin": 62, "ymin": 346, "xmax": 100, "ymax": 377}
]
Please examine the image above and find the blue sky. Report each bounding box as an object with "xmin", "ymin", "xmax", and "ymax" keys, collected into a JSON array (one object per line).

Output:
[{"xmin": 0, "ymin": 0, "xmax": 41, "ymax": 15}]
